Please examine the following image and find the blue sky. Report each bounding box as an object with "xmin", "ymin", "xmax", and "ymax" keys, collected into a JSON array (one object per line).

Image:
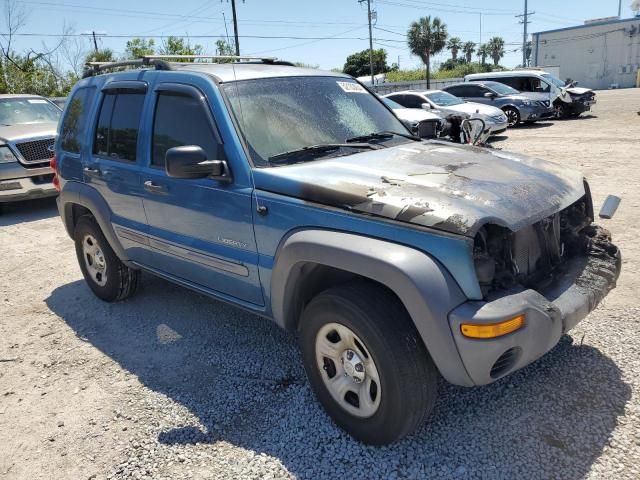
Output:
[{"xmin": 6, "ymin": 0, "xmax": 638, "ymax": 71}]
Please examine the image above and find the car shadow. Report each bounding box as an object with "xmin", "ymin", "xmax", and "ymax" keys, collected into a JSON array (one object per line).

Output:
[
  {"xmin": 46, "ymin": 277, "xmax": 631, "ymax": 479},
  {"xmin": 518, "ymin": 121, "xmax": 555, "ymax": 129},
  {"xmin": 0, "ymin": 197, "xmax": 58, "ymax": 226}
]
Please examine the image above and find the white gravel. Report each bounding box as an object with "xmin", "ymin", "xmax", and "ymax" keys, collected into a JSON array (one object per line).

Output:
[{"xmin": 1, "ymin": 89, "xmax": 639, "ymax": 479}]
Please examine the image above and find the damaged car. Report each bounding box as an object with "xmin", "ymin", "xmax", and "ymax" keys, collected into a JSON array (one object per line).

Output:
[
  {"xmin": 464, "ymin": 70, "xmax": 596, "ymax": 119},
  {"xmin": 55, "ymin": 58, "xmax": 620, "ymax": 445}
]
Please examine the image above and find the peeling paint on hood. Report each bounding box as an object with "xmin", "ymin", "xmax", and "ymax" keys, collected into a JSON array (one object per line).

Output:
[{"xmin": 252, "ymin": 141, "xmax": 586, "ymax": 237}]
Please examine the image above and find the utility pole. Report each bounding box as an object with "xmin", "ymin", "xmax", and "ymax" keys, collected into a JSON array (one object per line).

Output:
[
  {"xmin": 92, "ymin": 31, "xmax": 99, "ymax": 53},
  {"xmin": 479, "ymin": 13, "xmax": 482, "ymax": 47},
  {"xmin": 618, "ymin": 0, "xmax": 622, "ymax": 17},
  {"xmin": 359, "ymin": 0, "xmax": 375, "ymax": 86},
  {"xmin": 230, "ymin": 0, "xmax": 240, "ymax": 56},
  {"xmin": 516, "ymin": 1, "xmax": 535, "ymax": 66}
]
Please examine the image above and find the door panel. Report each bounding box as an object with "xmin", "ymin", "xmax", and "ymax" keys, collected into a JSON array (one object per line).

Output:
[
  {"xmin": 85, "ymin": 85, "xmax": 149, "ymax": 259},
  {"xmin": 140, "ymin": 84, "xmax": 263, "ymax": 305}
]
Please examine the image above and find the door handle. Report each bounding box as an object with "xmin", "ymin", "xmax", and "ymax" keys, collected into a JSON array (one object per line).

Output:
[
  {"xmin": 83, "ymin": 166, "xmax": 101, "ymax": 177},
  {"xmin": 144, "ymin": 180, "xmax": 168, "ymax": 194}
]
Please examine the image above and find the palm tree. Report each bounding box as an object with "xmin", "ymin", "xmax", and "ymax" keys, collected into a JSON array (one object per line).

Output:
[
  {"xmin": 487, "ymin": 36, "xmax": 505, "ymax": 66},
  {"xmin": 477, "ymin": 44, "xmax": 488, "ymax": 64},
  {"xmin": 407, "ymin": 16, "xmax": 448, "ymax": 89},
  {"xmin": 447, "ymin": 37, "xmax": 462, "ymax": 62},
  {"xmin": 462, "ymin": 41, "xmax": 476, "ymax": 63}
]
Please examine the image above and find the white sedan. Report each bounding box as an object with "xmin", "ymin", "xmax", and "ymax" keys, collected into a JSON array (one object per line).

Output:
[
  {"xmin": 383, "ymin": 89, "xmax": 508, "ymax": 135},
  {"xmin": 380, "ymin": 97, "xmax": 445, "ymax": 138}
]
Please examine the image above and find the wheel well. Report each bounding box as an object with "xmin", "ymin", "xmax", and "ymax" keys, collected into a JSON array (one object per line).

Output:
[
  {"xmin": 286, "ymin": 263, "xmax": 405, "ymax": 332},
  {"xmin": 68, "ymin": 204, "xmax": 92, "ymax": 232}
]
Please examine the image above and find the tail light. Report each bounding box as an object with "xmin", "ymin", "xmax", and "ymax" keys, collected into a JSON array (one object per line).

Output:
[{"xmin": 50, "ymin": 155, "xmax": 60, "ymax": 191}]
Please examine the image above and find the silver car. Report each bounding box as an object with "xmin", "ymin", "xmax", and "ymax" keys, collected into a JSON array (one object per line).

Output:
[
  {"xmin": 0, "ymin": 94, "xmax": 61, "ymax": 208},
  {"xmin": 384, "ymin": 90, "xmax": 508, "ymax": 135}
]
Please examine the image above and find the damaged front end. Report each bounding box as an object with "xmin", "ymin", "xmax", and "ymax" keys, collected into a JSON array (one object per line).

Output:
[
  {"xmin": 451, "ymin": 190, "xmax": 621, "ymax": 386},
  {"xmin": 473, "ymin": 191, "xmax": 620, "ymax": 301}
]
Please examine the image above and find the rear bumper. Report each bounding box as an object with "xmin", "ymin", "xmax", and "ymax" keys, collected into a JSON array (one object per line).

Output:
[
  {"xmin": 448, "ymin": 227, "xmax": 620, "ymax": 386},
  {"xmin": 0, "ymin": 163, "xmax": 56, "ymax": 203}
]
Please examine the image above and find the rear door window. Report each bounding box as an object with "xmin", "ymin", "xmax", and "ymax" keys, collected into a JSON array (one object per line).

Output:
[
  {"xmin": 403, "ymin": 95, "xmax": 424, "ymax": 108},
  {"xmin": 94, "ymin": 92, "xmax": 145, "ymax": 161},
  {"xmin": 151, "ymin": 93, "xmax": 224, "ymax": 167},
  {"xmin": 60, "ymin": 87, "xmax": 96, "ymax": 153}
]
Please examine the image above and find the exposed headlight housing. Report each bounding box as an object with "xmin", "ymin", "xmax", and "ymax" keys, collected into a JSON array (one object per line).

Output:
[{"xmin": 0, "ymin": 145, "xmax": 18, "ymax": 164}]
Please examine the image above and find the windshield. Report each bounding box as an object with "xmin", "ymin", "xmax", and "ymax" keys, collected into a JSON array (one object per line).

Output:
[
  {"xmin": 424, "ymin": 91, "xmax": 463, "ymax": 106},
  {"xmin": 0, "ymin": 97, "xmax": 61, "ymax": 126},
  {"xmin": 223, "ymin": 76, "xmax": 408, "ymax": 166},
  {"xmin": 487, "ymin": 83, "xmax": 520, "ymax": 96},
  {"xmin": 541, "ymin": 73, "xmax": 566, "ymax": 88},
  {"xmin": 382, "ymin": 97, "xmax": 403, "ymax": 109}
]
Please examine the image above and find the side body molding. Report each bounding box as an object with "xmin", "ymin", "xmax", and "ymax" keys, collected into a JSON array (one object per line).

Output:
[
  {"xmin": 58, "ymin": 181, "xmax": 131, "ymax": 265},
  {"xmin": 270, "ymin": 229, "xmax": 474, "ymax": 386}
]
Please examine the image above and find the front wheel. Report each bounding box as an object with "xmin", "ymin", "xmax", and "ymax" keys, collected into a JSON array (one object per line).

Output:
[
  {"xmin": 554, "ymin": 103, "xmax": 568, "ymax": 119},
  {"xmin": 299, "ymin": 282, "xmax": 438, "ymax": 445},
  {"xmin": 503, "ymin": 107, "xmax": 520, "ymax": 127}
]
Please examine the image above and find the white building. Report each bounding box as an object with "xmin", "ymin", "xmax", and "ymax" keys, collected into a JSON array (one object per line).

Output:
[{"xmin": 532, "ymin": 16, "xmax": 640, "ymax": 89}]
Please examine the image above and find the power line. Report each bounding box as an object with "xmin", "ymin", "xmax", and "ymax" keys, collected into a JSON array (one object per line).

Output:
[{"xmin": 0, "ymin": 31, "xmax": 409, "ymax": 42}]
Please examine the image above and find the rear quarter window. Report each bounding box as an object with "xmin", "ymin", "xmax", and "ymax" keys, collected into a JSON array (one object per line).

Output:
[{"xmin": 60, "ymin": 87, "xmax": 96, "ymax": 154}]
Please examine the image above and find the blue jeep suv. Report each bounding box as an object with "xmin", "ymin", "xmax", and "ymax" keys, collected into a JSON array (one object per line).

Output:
[{"xmin": 54, "ymin": 57, "xmax": 621, "ymax": 445}]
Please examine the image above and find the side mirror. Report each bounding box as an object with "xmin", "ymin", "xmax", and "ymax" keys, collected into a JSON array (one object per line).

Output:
[
  {"xmin": 484, "ymin": 92, "xmax": 496, "ymax": 98},
  {"xmin": 421, "ymin": 102, "xmax": 432, "ymax": 110},
  {"xmin": 165, "ymin": 145, "xmax": 229, "ymax": 181}
]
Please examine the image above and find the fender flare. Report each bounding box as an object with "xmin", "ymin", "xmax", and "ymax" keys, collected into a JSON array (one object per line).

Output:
[
  {"xmin": 58, "ymin": 181, "xmax": 130, "ymax": 265},
  {"xmin": 270, "ymin": 229, "xmax": 474, "ymax": 386}
]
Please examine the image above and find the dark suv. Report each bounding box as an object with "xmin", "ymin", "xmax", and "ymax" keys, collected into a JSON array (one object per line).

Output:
[
  {"xmin": 54, "ymin": 57, "xmax": 620, "ymax": 445},
  {"xmin": 442, "ymin": 81, "xmax": 554, "ymax": 126}
]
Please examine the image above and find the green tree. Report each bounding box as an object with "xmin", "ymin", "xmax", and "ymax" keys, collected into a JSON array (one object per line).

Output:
[
  {"xmin": 342, "ymin": 48, "xmax": 390, "ymax": 77},
  {"xmin": 446, "ymin": 37, "xmax": 462, "ymax": 62},
  {"xmin": 407, "ymin": 16, "xmax": 448, "ymax": 88},
  {"xmin": 477, "ymin": 43, "xmax": 488, "ymax": 65},
  {"xmin": 85, "ymin": 48, "xmax": 115, "ymax": 63},
  {"xmin": 462, "ymin": 41, "xmax": 476, "ymax": 63},
  {"xmin": 159, "ymin": 36, "xmax": 203, "ymax": 61},
  {"xmin": 124, "ymin": 38, "xmax": 155, "ymax": 59},
  {"xmin": 487, "ymin": 36, "xmax": 505, "ymax": 66}
]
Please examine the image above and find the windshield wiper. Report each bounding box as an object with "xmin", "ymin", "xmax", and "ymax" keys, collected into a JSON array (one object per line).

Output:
[
  {"xmin": 346, "ymin": 130, "xmax": 421, "ymax": 143},
  {"xmin": 268, "ymin": 143, "xmax": 377, "ymax": 164}
]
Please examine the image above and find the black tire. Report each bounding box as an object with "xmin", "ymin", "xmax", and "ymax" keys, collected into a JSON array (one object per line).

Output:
[
  {"xmin": 74, "ymin": 215, "xmax": 139, "ymax": 302},
  {"xmin": 503, "ymin": 106, "xmax": 520, "ymax": 127},
  {"xmin": 554, "ymin": 103, "xmax": 568, "ymax": 119},
  {"xmin": 299, "ymin": 281, "xmax": 438, "ymax": 445}
]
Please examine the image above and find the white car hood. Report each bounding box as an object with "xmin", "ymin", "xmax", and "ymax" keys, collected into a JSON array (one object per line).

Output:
[{"xmin": 565, "ymin": 87, "xmax": 593, "ymax": 95}]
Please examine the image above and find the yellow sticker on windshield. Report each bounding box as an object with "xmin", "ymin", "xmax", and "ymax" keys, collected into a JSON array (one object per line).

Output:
[{"xmin": 336, "ymin": 81, "xmax": 367, "ymax": 93}]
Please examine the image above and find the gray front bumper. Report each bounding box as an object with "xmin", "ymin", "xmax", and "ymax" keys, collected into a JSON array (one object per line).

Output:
[
  {"xmin": 0, "ymin": 162, "xmax": 56, "ymax": 202},
  {"xmin": 448, "ymin": 230, "xmax": 621, "ymax": 386}
]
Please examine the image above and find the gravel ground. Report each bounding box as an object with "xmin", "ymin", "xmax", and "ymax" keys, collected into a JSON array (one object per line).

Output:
[{"xmin": 1, "ymin": 89, "xmax": 639, "ymax": 479}]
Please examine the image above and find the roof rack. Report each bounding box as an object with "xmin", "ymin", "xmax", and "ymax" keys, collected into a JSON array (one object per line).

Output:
[{"xmin": 82, "ymin": 55, "xmax": 295, "ymax": 78}]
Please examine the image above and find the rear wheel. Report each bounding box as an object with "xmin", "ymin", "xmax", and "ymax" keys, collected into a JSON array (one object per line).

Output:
[
  {"xmin": 503, "ymin": 107, "xmax": 520, "ymax": 127},
  {"xmin": 299, "ymin": 282, "xmax": 438, "ymax": 445},
  {"xmin": 74, "ymin": 215, "xmax": 139, "ymax": 302}
]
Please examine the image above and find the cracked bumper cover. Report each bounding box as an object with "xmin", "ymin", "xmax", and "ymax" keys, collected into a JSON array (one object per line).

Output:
[{"xmin": 448, "ymin": 228, "xmax": 621, "ymax": 386}]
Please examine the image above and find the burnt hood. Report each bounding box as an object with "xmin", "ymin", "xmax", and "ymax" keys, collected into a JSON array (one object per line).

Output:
[{"xmin": 252, "ymin": 141, "xmax": 586, "ymax": 236}]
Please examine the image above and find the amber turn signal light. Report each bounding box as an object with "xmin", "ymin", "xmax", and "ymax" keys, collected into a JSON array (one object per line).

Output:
[{"xmin": 460, "ymin": 315, "xmax": 525, "ymax": 339}]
